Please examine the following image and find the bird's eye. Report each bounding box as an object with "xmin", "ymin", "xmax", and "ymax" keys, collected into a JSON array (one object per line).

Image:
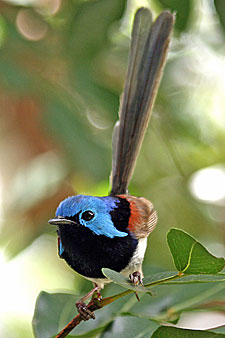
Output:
[{"xmin": 81, "ymin": 210, "xmax": 95, "ymax": 221}]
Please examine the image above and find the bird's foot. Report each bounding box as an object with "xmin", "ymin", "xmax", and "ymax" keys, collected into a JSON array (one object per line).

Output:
[
  {"xmin": 75, "ymin": 284, "xmax": 101, "ymax": 321},
  {"xmin": 129, "ymin": 271, "xmax": 143, "ymax": 286},
  {"xmin": 129, "ymin": 271, "xmax": 143, "ymax": 302},
  {"xmin": 76, "ymin": 300, "xmax": 95, "ymax": 321}
]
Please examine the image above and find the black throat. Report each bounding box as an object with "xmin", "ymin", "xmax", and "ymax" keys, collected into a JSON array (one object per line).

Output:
[{"xmin": 58, "ymin": 223, "xmax": 138, "ymax": 279}]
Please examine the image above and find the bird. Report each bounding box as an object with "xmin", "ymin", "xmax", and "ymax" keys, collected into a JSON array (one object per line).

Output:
[{"xmin": 48, "ymin": 7, "xmax": 174, "ymax": 320}]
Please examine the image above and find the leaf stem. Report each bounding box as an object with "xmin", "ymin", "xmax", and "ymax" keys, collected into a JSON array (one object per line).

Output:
[{"xmin": 144, "ymin": 273, "xmax": 182, "ymax": 287}]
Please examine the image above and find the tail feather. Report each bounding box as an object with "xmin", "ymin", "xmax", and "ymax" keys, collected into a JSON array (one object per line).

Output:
[{"xmin": 110, "ymin": 8, "xmax": 174, "ymax": 195}]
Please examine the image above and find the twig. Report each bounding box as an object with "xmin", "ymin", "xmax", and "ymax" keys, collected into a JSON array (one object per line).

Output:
[
  {"xmin": 54, "ymin": 313, "xmax": 82, "ymax": 338},
  {"xmin": 54, "ymin": 300, "xmax": 98, "ymax": 338}
]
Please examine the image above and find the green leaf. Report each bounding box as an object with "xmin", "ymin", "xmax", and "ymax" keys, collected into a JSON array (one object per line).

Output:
[
  {"xmin": 214, "ymin": 0, "xmax": 225, "ymax": 35},
  {"xmin": 167, "ymin": 228, "xmax": 225, "ymax": 274},
  {"xmin": 101, "ymin": 316, "xmax": 159, "ymax": 338},
  {"xmin": 143, "ymin": 271, "xmax": 179, "ymax": 285},
  {"xmin": 32, "ymin": 291, "xmax": 77, "ymax": 338},
  {"xmin": 152, "ymin": 326, "xmax": 225, "ymax": 337}
]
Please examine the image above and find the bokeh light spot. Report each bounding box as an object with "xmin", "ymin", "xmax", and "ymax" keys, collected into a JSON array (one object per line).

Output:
[
  {"xmin": 16, "ymin": 9, "xmax": 48, "ymax": 41},
  {"xmin": 189, "ymin": 166, "xmax": 225, "ymax": 203}
]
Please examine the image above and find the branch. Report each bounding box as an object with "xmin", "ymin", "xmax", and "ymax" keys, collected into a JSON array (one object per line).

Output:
[
  {"xmin": 54, "ymin": 291, "xmax": 129, "ymax": 338},
  {"xmin": 54, "ymin": 273, "xmax": 181, "ymax": 338}
]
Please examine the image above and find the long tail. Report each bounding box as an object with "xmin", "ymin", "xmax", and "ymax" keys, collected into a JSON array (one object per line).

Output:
[{"xmin": 110, "ymin": 8, "xmax": 174, "ymax": 196}]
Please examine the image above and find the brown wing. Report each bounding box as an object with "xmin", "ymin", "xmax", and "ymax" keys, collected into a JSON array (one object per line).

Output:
[{"xmin": 118, "ymin": 195, "xmax": 158, "ymax": 239}]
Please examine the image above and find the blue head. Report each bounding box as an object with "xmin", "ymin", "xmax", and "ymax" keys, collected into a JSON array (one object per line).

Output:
[{"xmin": 55, "ymin": 195, "xmax": 128, "ymax": 238}]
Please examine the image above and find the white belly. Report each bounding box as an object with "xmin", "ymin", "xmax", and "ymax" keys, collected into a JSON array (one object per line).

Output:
[{"xmin": 121, "ymin": 237, "xmax": 147, "ymax": 278}]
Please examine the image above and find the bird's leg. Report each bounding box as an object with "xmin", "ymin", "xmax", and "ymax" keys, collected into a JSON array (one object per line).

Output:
[
  {"xmin": 129, "ymin": 271, "xmax": 143, "ymax": 302},
  {"xmin": 91, "ymin": 286, "xmax": 102, "ymax": 302},
  {"xmin": 76, "ymin": 284, "xmax": 101, "ymax": 321}
]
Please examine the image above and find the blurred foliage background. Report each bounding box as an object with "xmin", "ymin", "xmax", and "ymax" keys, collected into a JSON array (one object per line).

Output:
[{"xmin": 0, "ymin": 0, "xmax": 224, "ymax": 337}]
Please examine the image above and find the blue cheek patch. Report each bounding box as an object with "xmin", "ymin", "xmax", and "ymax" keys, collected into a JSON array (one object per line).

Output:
[
  {"xmin": 80, "ymin": 213, "xmax": 128, "ymax": 238},
  {"xmin": 58, "ymin": 237, "xmax": 64, "ymax": 257}
]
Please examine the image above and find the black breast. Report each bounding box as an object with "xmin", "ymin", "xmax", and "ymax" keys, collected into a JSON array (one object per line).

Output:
[{"xmin": 58, "ymin": 223, "xmax": 138, "ymax": 279}]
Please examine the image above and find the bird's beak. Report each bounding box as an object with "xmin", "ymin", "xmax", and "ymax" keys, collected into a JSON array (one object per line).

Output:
[{"xmin": 48, "ymin": 217, "xmax": 76, "ymax": 226}]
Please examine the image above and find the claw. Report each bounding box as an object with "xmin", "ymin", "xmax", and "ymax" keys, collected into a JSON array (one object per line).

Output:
[
  {"xmin": 76, "ymin": 301, "xmax": 95, "ymax": 321},
  {"xmin": 129, "ymin": 271, "xmax": 143, "ymax": 286},
  {"xmin": 75, "ymin": 284, "xmax": 102, "ymax": 321}
]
